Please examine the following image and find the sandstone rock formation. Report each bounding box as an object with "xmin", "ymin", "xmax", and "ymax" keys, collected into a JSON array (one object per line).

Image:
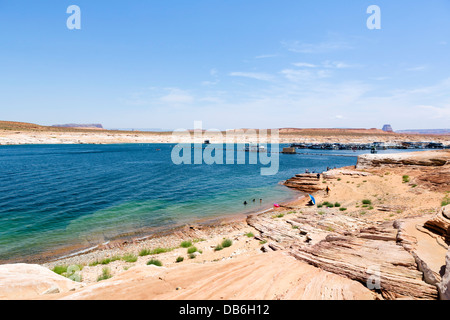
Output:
[
  {"xmin": 420, "ymin": 205, "xmax": 450, "ymax": 300},
  {"xmin": 284, "ymin": 173, "xmax": 324, "ymax": 193},
  {"xmin": 382, "ymin": 124, "xmax": 393, "ymax": 133},
  {"xmin": 53, "ymin": 251, "xmax": 376, "ymax": 300},
  {"xmin": 290, "ymin": 233, "xmax": 437, "ymax": 300},
  {"xmin": 417, "ymin": 168, "xmax": 450, "ymax": 191},
  {"xmin": 439, "ymin": 248, "xmax": 450, "ymax": 300},
  {"xmin": 357, "ymin": 150, "xmax": 450, "ymax": 169},
  {"xmin": 0, "ymin": 264, "xmax": 81, "ymax": 300},
  {"xmin": 424, "ymin": 205, "xmax": 450, "ymax": 244},
  {"xmin": 248, "ymin": 212, "xmax": 439, "ymax": 300},
  {"xmin": 322, "ymin": 169, "xmax": 371, "ymax": 180}
]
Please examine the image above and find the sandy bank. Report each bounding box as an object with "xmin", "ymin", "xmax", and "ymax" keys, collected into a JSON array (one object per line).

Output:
[{"xmin": 1, "ymin": 127, "xmax": 450, "ymax": 146}]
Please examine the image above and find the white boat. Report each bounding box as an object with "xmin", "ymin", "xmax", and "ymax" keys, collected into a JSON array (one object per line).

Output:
[{"xmin": 244, "ymin": 143, "xmax": 267, "ymax": 153}]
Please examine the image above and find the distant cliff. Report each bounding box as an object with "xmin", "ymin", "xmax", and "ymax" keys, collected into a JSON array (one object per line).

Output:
[
  {"xmin": 52, "ymin": 124, "xmax": 104, "ymax": 129},
  {"xmin": 396, "ymin": 129, "xmax": 450, "ymax": 135}
]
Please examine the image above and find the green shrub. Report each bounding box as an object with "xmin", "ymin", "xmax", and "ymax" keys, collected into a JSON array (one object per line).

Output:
[
  {"xmin": 147, "ymin": 259, "xmax": 163, "ymax": 267},
  {"xmin": 322, "ymin": 202, "xmax": 334, "ymax": 208},
  {"xmin": 122, "ymin": 254, "xmax": 138, "ymax": 263},
  {"xmin": 140, "ymin": 247, "xmax": 173, "ymax": 257},
  {"xmin": 189, "ymin": 253, "xmax": 196, "ymax": 260},
  {"xmin": 402, "ymin": 175, "xmax": 410, "ymax": 183},
  {"xmin": 362, "ymin": 199, "xmax": 372, "ymax": 205},
  {"xmin": 245, "ymin": 232, "xmax": 255, "ymax": 238},
  {"xmin": 52, "ymin": 265, "xmax": 68, "ymax": 276},
  {"xmin": 139, "ymin": 249, "xmax": 152, "ymax": 257},
  {"xmin": 318, "ymin": 202, "xmax": 327, "ymax": 208},
  {"xmin": 176, "ymin": 256, "xmax": 184, "ymax": 263},
  {"xmin": 97, "ymin": 268, "xmax": 112, "ymax": 282},
  {"xmin": 221, "ymin": 239, "xmax": 232, "ymax": 248},
  {"xmin": 99, "ymin": 256, "xmax": 120, "ymax": 265},
  {"xmin": 334, "ymin": 202, "xmax": 341, "ymax": 208},
  {"xmin": 187, "ymin": 247, "xmax": 198, "ymax": 254},
  {"xmin": 152, "ymin": 247, "xmax": 173, "ymax": 255},
  {"xmin": 180, "ymin": 241, "xmax": 192, "ymax": 248},
  {"xmin": 52, "ymin": 265, "xmax": 83, "ymax": 281},
  {"xmin": 214, "ymin": 244, "xmax": 224, "ymax": 251},
  {"xmin": 339, "ymin": 208, "xmax": 347, "ymax": 211},
  {"xmin": 259, "ymin": 240, "xmax": 267, "ymax": 245}
]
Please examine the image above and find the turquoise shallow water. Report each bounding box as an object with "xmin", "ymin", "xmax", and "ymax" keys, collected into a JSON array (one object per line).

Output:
[{"xmin": 0, "ymin": 144, "xmax": 410, "ymax": 262}]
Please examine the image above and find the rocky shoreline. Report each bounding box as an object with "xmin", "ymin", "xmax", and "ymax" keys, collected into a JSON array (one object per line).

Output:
[{"xmin": 1, "ymin": 150, "xmax": 449, "ymax": 300}]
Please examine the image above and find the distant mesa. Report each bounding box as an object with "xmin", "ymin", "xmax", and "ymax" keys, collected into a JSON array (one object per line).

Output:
[
  {"xmin": 52, "ymin": 124, "xmax": 104, "ymax": 130},
  {"xmin": 396, "ymin": 129, "xmax": 450, "ymax": 135},
  {"xmin": 382, "ymin": 124, "xmax": 394, "ymax": 133},
  {"xmin": 278, "ymin": 128, "xmax": 389, "ymax": 135}
]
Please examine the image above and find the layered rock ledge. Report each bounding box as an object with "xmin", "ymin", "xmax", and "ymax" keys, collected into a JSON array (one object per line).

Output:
[{"xmin": 357, "ymin": 150, "xmax": 450, "ymax": 169}]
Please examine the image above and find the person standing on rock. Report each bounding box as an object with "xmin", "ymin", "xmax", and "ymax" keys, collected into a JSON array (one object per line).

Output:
[{"xmin": 326, "ymin": 186, "xmax": 330, "ymax": 195}]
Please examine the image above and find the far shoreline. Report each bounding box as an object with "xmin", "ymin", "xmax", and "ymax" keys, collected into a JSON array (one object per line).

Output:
[{"xmin": 1, "ymin": 123, "xmax": 450, "ymax": 147}]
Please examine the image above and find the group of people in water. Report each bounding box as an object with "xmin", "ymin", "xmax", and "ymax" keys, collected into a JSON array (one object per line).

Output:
[{"xmin": 244, "ymin": 199, "xmax": 262, "ymax": 206}]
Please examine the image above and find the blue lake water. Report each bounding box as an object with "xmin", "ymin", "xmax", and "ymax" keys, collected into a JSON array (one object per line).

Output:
[{"xmin": 0, "ymin": 144, "xmax": 415, "ymax": 262}]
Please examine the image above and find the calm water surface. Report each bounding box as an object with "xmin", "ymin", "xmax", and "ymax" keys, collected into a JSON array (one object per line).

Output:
[{"xmin": 0, "ymin": 144, "xmax": 415, "ymax": 262}]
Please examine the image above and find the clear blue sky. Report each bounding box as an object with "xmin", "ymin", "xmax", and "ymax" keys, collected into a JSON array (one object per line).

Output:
[{"xmin": 0, "ymin": 0, "xmax": 449, "ymax": 130}]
